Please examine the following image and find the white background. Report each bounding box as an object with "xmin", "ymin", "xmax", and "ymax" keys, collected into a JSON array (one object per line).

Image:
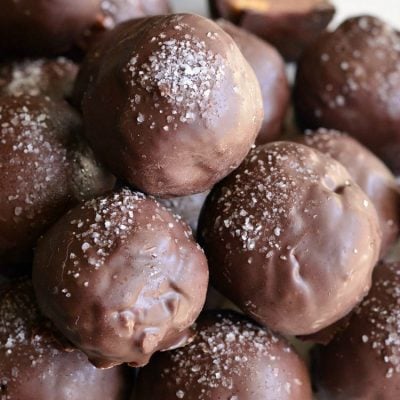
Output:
[{"xmin": 171, "ymin": 0, "xmax": 400, "ymax": 29}]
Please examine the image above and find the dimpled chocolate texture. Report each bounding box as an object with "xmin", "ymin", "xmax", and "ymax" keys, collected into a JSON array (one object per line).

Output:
[
  {"xmin": 0, "ymin": 0, "xmax": 100, "ymax": 55},
  {"xmin": 134, "ymin": 311, "xmax": 312, "ymax": 399},
  {"xmin": 313, "ymin": 262, "xmax": 400, "ymax": 399},
  {"xmin": 296, "ymin": 129, "xmax": 400, "ymax": 256},
  {"xmin": 0, "ymin": 280, "xmax": 131, "ymax": 400},
  {"xmin": 32, "ymin": 188, "xmax": 209, "ymax": 368},
  {"xmin": 0, "ymin": 95, "xmax": 115, "ymax": 271},
  {"xmin": 209, "ymin": 0, "xmax": 335, "ymax": 61},
  {"xmin": 81, "ymin": 14, "xmax": 264, "ymax": 197},
  {"xmin": 198, "ymin": 141, "xmax": 382, "ymax": 336},
  {"xmin": 0, "ymin": 58, "xmax": 78, "ymax": 100},
  {"xmin": 294, "ymin": 16, "xmax": 400, "ymax": 172},
  {"xmin": 217, "ymin": 20, "xmax": 289, "ymax": 144}
]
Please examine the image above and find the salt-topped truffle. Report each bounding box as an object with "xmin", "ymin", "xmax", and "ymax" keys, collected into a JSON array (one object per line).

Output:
[
  {"xmin": 295, "ymin": 129, "xmax": 400, "ymax": 256},
  {"xmin": 294, "ymin": 16, "xmax": 400, "ymax": 172},
  {"xmin": 159, "ymin": 191, "xmax": 209, "ymax": 234},
  {"xmin": 313, "ymin": 262, "xmax": 400, "ymax": 399},
  {"xmin": 80, "ymin": 14, "xmax": 264, "ymax": 197},
  {"xmin": 0, "ymin": 280, "xmax": 131, "ymax": 400},
  {"xmin": 217, "ymin": 20, "xmax": 289, "ymax": 144},
  {"xmin": 0, "ymin": 58, "xmax": 78, "ymax": 100},
  {"xmin": 134, "ymin": 310, "xmax": 312, "ymax": 399},
  {"xmin": 209, "ymin": 0, "xmax": 335, "ymax": 61},
  {"xmin": 198, "ymin": 141, "xmax": 382, "ymax": 336},
  {"xmin": 0, "ymin": 95, "xmax": 115, "ymax": 272},
  {"xmin": 32, "ymin": 188, "xmax": 209, "ymax": 369}
]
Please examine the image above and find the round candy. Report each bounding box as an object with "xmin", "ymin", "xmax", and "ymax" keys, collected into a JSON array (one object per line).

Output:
[
  {"xmin": 33, "ymin": 188, "xmax": 209, "ymax": 368},
  {"xmin": 0, "ymin": 58, "xmax": 78, "ymax": 100},
  {"xmin": 295, "ymin": 129, "xmax": 400, "ymax": 256},
  {"xmin": 0, "ymin": 95, "xmax": 115, "ymax": 272},
  {"xmin": 198, "ymin": 141, "xmax": 382, "ymax": 335},
  {"xmin": 134, "ymin": 310, "xmax": 312, "ymax": 399},
  {"xmin": 0, "ymin": 280, "xmax": 131, "ymax": 400},
  {"xmin": 0, "ymin": 0, "xmax": 100, "ymax": 55},
  {"xmin": 217, "ymin": 20, "xmax": 289, "ymax": 144},
  {"xmin": 313, "ymin": 262, "xmax": 400, "ymax": 399},
  {"xmin": 294, "ymin": 16, "xmax": 400, "ymax": 172},
  {"xmin": 80, "ymin": 14, "xmax": 264, "ymax": 197}
]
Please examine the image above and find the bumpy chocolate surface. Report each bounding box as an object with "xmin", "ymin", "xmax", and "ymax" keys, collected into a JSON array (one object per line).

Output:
[
  {"xmin": 134, "ymin": 310, "xmax": 312, "ymax": 399},
  {"xmin": 210, "ymin": 0, "xmax": 335, "ymax": 61},
  {"xmin": 159, "ymin": 191, "xmax": 209, "ymax": 234},
  {"xmin": 80, "ymin": 14, "xmax": 263, "ymax": 197},
  {"xmin": 0, "ymin": 0, "xmax": 100, "ymax": 55},
  {"xmin": 313, "ymin": 262, "xmax": 400, "ymax": 399},
  {"xmin": 0, "ymin": 58, "xmax": 78, "ymax": 100},
  {"xmin": 198, "ymin": 141, "xmax": 382, "ymax": 335},
  {"xmin": 295, "ymin": 129, "xmax": 400, "ymax": 256},
  {"xmin": 0, "ymin": 280, "xmax": 131, "ymax": 400},
  {"xmin": 0, "ymin": 95, "xmax": 115, "ymax": 272},
  {"xmin": 217, "ymin": 20, "xmax": 289, "ymax": 144},
  {"xmin": 33, "ymin": 188, "xmax": 209, "ymax": 368},
  {"xmin": 294, "ymin": 16, "xmax": 400, "ymax": 172}
]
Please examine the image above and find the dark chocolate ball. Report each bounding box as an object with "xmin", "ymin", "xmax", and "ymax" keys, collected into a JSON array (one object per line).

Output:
[
  {"xmin": 0, "ymin": 58, "xmax": 78, "ymax": 100},
  {"xmin": 158, "ymin": 191, "xmax": 209, "ymax": 234},
  {"xmin": 209, "ymin": 0, "xmax": 335, "ymax": 61},
  {"xmin": 295, "ymin": 129, "xmax": 400, "ymax": 256},
  {"xmin": 294, "ymin": 16, "xmax": 400, "ymax": 172},
  {"xmin": 198, "ymin": 141, "xmax": 382, "ymax": 336},
  {"xmin": 134, "ymin": 310, "xmax": 312, "ymax": 399},
  {"xmin": 80, "ymin": 14, "xmax": 264, "ymax": 197},
  {"xmin": 0, "ymin": 95, "xmax": 115, "ymax": 272},
  {"xmin": 0, "ymin": 280, "xmax": 132, "ymax": 400},
  {"xmin": 32, "ymin": 188, "xmax": 209, "ymax": 368},
  {"xmin": 217, "ymin": 20, "xmax": 289, "ymax": 144},
  {"xmin": 313, "ymin": 262, "xmax": 400, "ymax": 399},
  {"xmin": 0, "ymin": 0, "xmax": 100, "ymax": 56}
]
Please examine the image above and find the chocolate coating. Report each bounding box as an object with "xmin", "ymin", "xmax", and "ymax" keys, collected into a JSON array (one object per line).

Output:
[
  {"xmin": 33, "ymin": 188, "xmax": 209, "ymax": 368},
  {"xmin": 295, "ymin": 129, "xmax": 400, "ymax": 256},
  {"xmin": 0, "ymin": 95, "xmax": 115, "ymax": 271},
  {"xmin": 134, "ymin": 310, "xmax": 312, "ymax": 399},
  {"xmin": 0, "ymin": 58, "xmax": 78, "ymax": 100},
  {"xmin": 0, "ymin": 280, "xmax": 131, "ymax": 400},
  {"xmin": 80, "ymin": 14, "xmax": 264, "ymax": 197},
  {"xmin": 313, "ymin": 262, "xmax": 400, "ymax": 399},
  {"xmin": 294, "ymin": 16, "xmax": 400, "ymax": 172},
  {"xmin": 159, "ymin": 191, "xmax": 209, "ymax": 234},
  {"xmin": 217, "ymin": 20, "xmax": 289, "ymax": 144},
  {"xmin": 198, "ymin": 141, "xmax": 382, "ymax": 335},
  {"xmin": 210, "ymin": 0, "xmax": 335, "ymax": 61},
  {"xmin": 0, "ymin": 0, "xmax": 100, "ymax": 56}
]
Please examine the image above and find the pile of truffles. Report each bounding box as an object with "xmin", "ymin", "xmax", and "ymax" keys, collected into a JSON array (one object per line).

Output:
[{"xmin": 0, "ymin": 0, "xmax": 400, "ymax": 399}]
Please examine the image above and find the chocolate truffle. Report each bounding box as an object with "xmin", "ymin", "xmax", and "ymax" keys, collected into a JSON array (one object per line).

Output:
[
  {"xmin": 294, "ymin": 16, "xmax": 400, "ymax": 172},
  {"xmin": 295, "ymin": 129, "xmax": 400, "ymax": 256},
  {"xmin": 209, "ymin": 0, "xmax": 335, "ymax": 61},
  {"xmin": 217, "ymin": 20, "xmax": 289, "ymax": 144},
  {"xmin": 33, "ymin": 188, "xmax": 209, "ymax": 368},
  {"xmin": 81, "ymin": 0, "xmax": 171, "ymax": 49},
  {"xmin": 0, "ymin": 280, "xmax": 131, "ymax": 400},
  {"xmin": 0, "ymin": 58, "xmax": 78, "ymax": 100},
  {"xmin": 80, "ymin": 14, "xmax": 264, "ymax": 197},
  {"xmin": 0, "ymin": 0, "xmax": 100, "ymax": 56},
  {"xmin": 313, "ymin": 262, "xmax": 400, "ymax": 399},
  {"xmin": 159, "ymin": 191, "xmax": 209, "ymax": 234},
  {"xmin": 134, "ymin": 311, "xmax": 312, "ymax": 399},
  {"xmin": 0, "ymin": 95, "xmax": 115, "ymax": 271},
  {"xmin": 198, "ymin": 141, "xmax": 382, "ymax": 336}
]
